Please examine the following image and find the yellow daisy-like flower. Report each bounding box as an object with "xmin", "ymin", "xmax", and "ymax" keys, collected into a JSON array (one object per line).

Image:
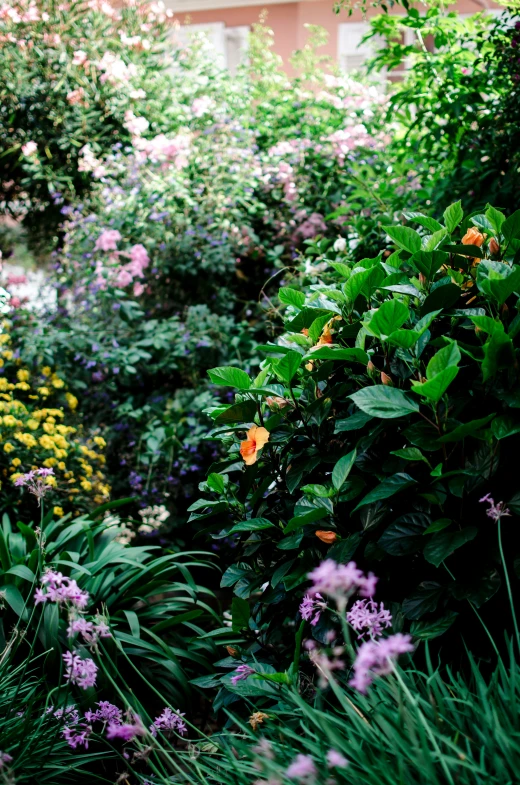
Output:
[
  {"xmin": 16, "ymin": 369, "xmax": 30, "ymax": 383},
  {"xmin": 11, "ymin": 457, "xmax": 21, "ymax": 467},
  {"xmin": 3, "ymin": 443, "xmax": 14, "ymax": 453},
  {"xmin": 53, "ymin": 506, "xmax": 64, "ymax": 517}
]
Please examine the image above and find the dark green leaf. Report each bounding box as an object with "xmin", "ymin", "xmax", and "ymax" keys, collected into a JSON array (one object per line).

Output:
[
  {"xmin": 332, "ymin": 449, "xmax": 357, "ymax": 491},
  {"xmin": 402, "ymin": 582, "xmax": 445, "ymax": 619},
  {"xmin": 215, "ymin": 401, "xmax": 257, "ymax": 424},
  {"xmin": 354, "ymin": 473, "xmax": 417, "ymax": 511},
  {"xmin": 231, "ymin": 597, "xmax": 250, "ymax": 631},
  {"xmin": 350, "ymin": 386, "xmax": 420, "ymax": 419},
  {"xmin": 420, "ymin": 283, "xmax": 460, "ymax": 316},
  {"xmin": 228, "ymin": 518, "xmax": 276, "ymax": 535},
  {"xmin": 423, "ymin": 527, "xmax": 477, "ymax": 568},
  {"xmin": 410, "ymin": 611, "xmax": 458, "ymax": 640}
]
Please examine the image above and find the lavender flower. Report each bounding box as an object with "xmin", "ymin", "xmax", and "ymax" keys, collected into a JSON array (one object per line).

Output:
[
  {"xmin": 63, "ymin": 651, "xmax": 98, "ymax": 689},
  {"xmin": 326, "ymin": 749, "xmax": 349, "ymax": 769},
  {"xmin": 286, "ymin": 753, "xmax": 317, "ymax": 780},
  {"xmin": 35, "ymin": 571, "xmax": 89, "ymax": 610},
  {"xmin": 299, "ymin": 593, "xmax": 324, "ymax": 626},
  {"xmin": 349, "ymin": 633, "xmax": 414, "ymax": 693},
  {"xmin": 67, "ymin": 617, "xmax": 111, "ymax": 644},
  {"xmin": 151, "ymin": 707, "xmax": 187, "ymax": 736},
  {"xmin": 84, "ymin": 701, "xmax": 122, "ymax": 725},
  {"xmin": 62, "ymin": 724, "xmax": 92, "ymax": 749},
  {"xmin": 307, "ymin": 559, "xmax": 377, "ymax": 602},
  {"xmin": 479, "ymin": 493, "xmax": 511, "ymax": 522},
  {"xmin": 346, "ymin": 599, "xmax": 392, "ymax": 639},
  {"xmin": 0, "ymin": 751, "xmax": 13, "ymax": 769},
  {"xmin": 230, "ymin": 664, "xmax": 255, "ymax": 685},
  {"xmin": 14, "ymin": 468, "xmax": 55, "ymax": 504},
  {"xmin": 106, "ymin": 716, "xmax": 145, "ymax": 741}
]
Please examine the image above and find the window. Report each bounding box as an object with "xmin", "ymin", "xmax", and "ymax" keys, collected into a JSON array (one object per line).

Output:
[
  {"xmin": 337, "ymin": 22, "xmax": 375, "ymax": 73},
  {"xmin": 175, "ymin": 22, "xmax": 249, "ymax": 72}
]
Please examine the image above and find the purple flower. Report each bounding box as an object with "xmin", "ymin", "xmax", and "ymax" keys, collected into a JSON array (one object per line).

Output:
[
  {"xmin": 36, "ymin": 571, "xmax": 89, "ymax": 610},
  {"xmin": 346, "ymin": 599, "xmax": 392, "ymax": 639},
  {"xmin": 326, "ymin": 749, "xmax": 349, "ymax": 769},
  {"xmin": 479, "ymin": 493, "xmax": 511, "ymax": 522},
  {"xmin": 349, "ymin": 633, "xmax": 414, "ymax": 693},
  {"xmin": 67, "ymin": 617, "xmax": 111, "ymax": 644},
  {"xmin": 230, "ymin": 664, "xmax": 255, "ymax": 685},
  {"xmin": 307, "ymin": 560, "xmax": 377, "ymax": 601},
  {"xmin": 299, "ymin": 593, "xmax": 324, "ymax": 626},
  {"xmin": 106, "ymin": 716, "xmax": 145, "ymax": 741},
  {"xmin": 0, "ymin": 751, "xmax": 13, "ymax": 769},
  {"xmin": 62, "ymin": 724, "xmax": 92, "ymax": 749},
  {"xmin": 286, "ymin": 753, "xmax": 317, "ymax": 780},
  {"xmin": 63, "ymin": 651, "xmax": 98, "ymax": 689},
  {"xmin": 151, "ymin": 707, "xmax": 187, "ymax": 736},
  {"xmin": 14, "ymin": 468, "xmax": 55, "ymax": 503},
  {"xmin": 85, "ymin": 701, "xmax": 122, "ymax": 725}
]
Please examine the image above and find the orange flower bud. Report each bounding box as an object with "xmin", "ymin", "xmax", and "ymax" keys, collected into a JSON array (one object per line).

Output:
[
  {"xmin": 381, "ymin": 372, "xmax": 393, "ymax": 386},
  {"xmin": 367, "ymin": 360, "xmax": 378, "ymax": 381},
  {"xmin": 489, "ymin": 238, "xmax": 500, "ymax": 256},
  {"xmin": 315, "ymin": 530, "xmax": 338, "ymax": 544},
  {"xmin": 418, "ymin": 273, "xmax": 427, "ymax": 286},
  {"xmin": 266, "ymin": 396, "xmax": 289, "ymax": 410},
  {"xmin": 461, "ymin": 227, "xmax": 485, "ymax": 248},
  {"xmin": 226, "ymin": 646, "xmax": 239, "ymax": 658}
]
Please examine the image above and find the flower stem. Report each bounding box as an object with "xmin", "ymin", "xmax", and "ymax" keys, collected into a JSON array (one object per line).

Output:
[{"xmin": 497, "ymin": 519, "xmax": 520, "ymax": 653}]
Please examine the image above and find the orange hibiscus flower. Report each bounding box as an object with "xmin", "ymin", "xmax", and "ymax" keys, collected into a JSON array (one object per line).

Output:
[{"xmin": 239, "ymin": 426, "xmax": 270, "ymax": 465}]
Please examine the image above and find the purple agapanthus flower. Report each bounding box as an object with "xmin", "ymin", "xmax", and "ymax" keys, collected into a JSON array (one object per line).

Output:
[
  {"xmin": 62, "ymin": 651, "xmax": 98, "ymax": 689},
  {"xmin": 151, "ymin": 707, "xmax": 187, "ymax": 736},
  {"xmin": 85, "ymin": 701, "xmax": 122, "ymax": 725},
  {"xmin": 36, "ymin": 571, "xmax": 89, "ymax": 610},
  {"xmin": 346, "ymin": 599, "xmax": 392, "ymax": 640},
  {"xmin": 307, "ymin": 560, "xmax": 377, "ymax": 601},
  {"xmin": 106, "ymin": 716, "xmax": 145, "ymax": 741},
  {"xmin": 230, "ymin": 664, "xmax": 255, "ymax": 685},
  {"xmin": 479, "ymin": 493, "xmax": 511, "ymax": 522},
  {"xmin": 14, "ymin": 468, "xmax": 55, "ymax": 504},
  {"xmin": 62, "ymin": 724, "xmax": 92, "ymax": 749},
  {"xmin": 286, "ymin": 753, "xmax": 317, "ymax": 780},
  {"xmin": 299, "ymin": 593, "xmax": 325, "ymax": 626},
  {"xmin": 349, "ymin": 633, "xmax": 414, "ymax": 693}
]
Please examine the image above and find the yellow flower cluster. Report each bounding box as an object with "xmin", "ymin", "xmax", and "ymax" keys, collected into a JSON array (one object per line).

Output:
[{"xmin": 0, "ymin": 321, "xmax": 110, "ymax": 511}]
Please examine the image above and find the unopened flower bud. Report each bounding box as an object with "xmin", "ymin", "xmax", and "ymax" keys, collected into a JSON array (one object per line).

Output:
[
  {"xmin": 489, "ymin": 238, "xmax": 500, "ymax": 256},
  {"xmin": 367, "ymin": 360, "xmax": 378, "ymax": 381},
  {"xmin": 381, "ymin": 372, "xmax": 393, "ymax": 386},
  {"xmin": 418, "ymin": 273, "xmax": 427, "ymax": 286},
  {"xmin": 266, "ymin": 396, "xmax": 289, "ymax": 410},
  {"xmin": 226, "ymin": 646, "xmax": 239, "ymax": 658},
  {"xmin": 315, "ymin": 530, "xmax": 338, "ymax": 544}
]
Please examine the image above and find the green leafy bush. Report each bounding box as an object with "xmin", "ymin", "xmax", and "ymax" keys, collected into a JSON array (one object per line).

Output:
[{"xmin": 196, "ymin": 201, "xmax": 520, "ymax": 665}]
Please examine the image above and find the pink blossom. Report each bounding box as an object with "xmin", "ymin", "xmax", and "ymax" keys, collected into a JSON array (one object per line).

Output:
[
  {"xmin": 124, "ymin": 110, "xmax": 149, "ymax": 137},
  {"xmin": 0, "ymin": 751, "xmax": 13, "ymax": 770},
  {"xmin": 85, "ymin": 701, "xmax": 122, "ymax": 725},
  {"xmin": 62, "ymin": 724, "xmax": 92, "ymax": 749},
  {"xmin": 347, "ymin": 599, "xmax": 392, "ymax": 639},
  {"xmin": 36, "ymin": 570, "xmax": 89, "ymax": 610},
  {"xmin": 95, "ymin": 229, "xmax": 121, "ymax": 252},
  {"xmin": 72, "ymin": 50, "xmax": 88, "ymax": 67},
  {"xmin": 479, "ymin": 493, "xmax": 511, "ymax": 522},
  {"xmin": 326, "ymin": 749, "xmax": 348, "ymax": 769},
  {"xmin": 115, "ymin": 268, "xmax": 133, "ymax": 288},
  {"xmin": 308, "ymin": 559, "xmax": 377, "ymax": 601},
  {"xmin": 66, "ymin": 87, "xmax": 86, "ymax": 106},
  {"xmin": 63, "ymin": 651, "xmax": 98, "ymax": 689},
  {"xmin": 299, "ymin": 593, "xmax": 324, "ymax": 626},
  {"xmin": 21, "ymin": 141, "xmax": 37, "ymax": 156},
  {"xmin": 127, "ymin": 243, "xmax": 149, "ymax": 274},
  {"xmin": 349, "ymin": 633, "xmax": 414, "ymax": 693},
  {"xmin": 230, "ymin": 664, "xmax": 255, "ymax": 685},
  {"xmin": 106, "ymin": 716, "xmax": 145, "ymax": 741},
  {"xmin": 151, "ymin": 707, "xmax": 187, "ymax": 736},
  {"xmin": 191, "ymin": 96, "xmax": 213, "ymax": 117},
  {"xmin": 133, "ymin": 281, "xmax": 145, "ymax": 296},
  {"xmin": 286, "ymin": 754, "xmax": 317, "ymax": 780}
]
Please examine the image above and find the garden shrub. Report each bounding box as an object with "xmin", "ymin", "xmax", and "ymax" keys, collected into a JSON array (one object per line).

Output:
[
  {"xmin": 0, "ymin": 0, "xmax": 177, "ymax": 242},
  {"xmin": 0, "ymin": 318, "xmax": 110, "ymax": 515},
  {"xmin": 194, "ymin": 200, "xmax": 520, "ymax": 679}
]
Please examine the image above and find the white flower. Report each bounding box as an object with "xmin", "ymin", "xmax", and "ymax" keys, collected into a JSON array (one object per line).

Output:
[{"xmin": 333, "ymin": 237, "xmax": 347, "ymax": 253}]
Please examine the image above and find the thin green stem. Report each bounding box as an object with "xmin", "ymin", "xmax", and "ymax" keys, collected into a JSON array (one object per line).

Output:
[{"xmin": 497, "ymin": 519, "xmax": 520, "ymax": 653}]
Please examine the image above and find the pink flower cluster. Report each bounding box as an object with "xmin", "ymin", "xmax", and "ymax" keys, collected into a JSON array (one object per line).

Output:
[
  {"xmin": 94, "ymin": 229, "xmax": 121, "ymax": 252},
  {"xmin": 93, "ymin": 231, "xmax": 150, "ymax": 294},
  {"xmin": 349, "ymin": 633, "xmax": 414, "ymax": 693},
  {"xmin": 34, "ymin": 569, "xmax": 89, "ymax": 610},
  {"xmin": 134, "ymin": 132, "xmax": 190, "ymax": 168},
  {"xmin": 14, "ymin": 467, "xmax": 55, "ymax": 503},
  {"xmin": 230, "ymin": 663, "xmax": 255, "ymax": 685},
  {"xmin": 480, "ymin": 493, "xmax": 511, "ymax": 522},
  {"xmin": 299, "ymin": 592, "xmax": 325, "ymax": 626},
  {"xmin": 346, "ymin": 598, "xmax": 392, "ymax": 640},
  {"xmin": 67, "ymin": 616, "xmax": 111, "ymax": 645},
  {"xmin": 56, "ymin": 699, "xmax": 187, "ymax": 749},
  {"xmin": 63, "ymin": 650, "xmax": 98, "ymax": 689},
  {"xmin": 307, "ymin": 559, "xmax": 377, "ymax": 601},
  {"xmin": 97, "ymin": 51, "xmax": 138, "ymax": 85}
]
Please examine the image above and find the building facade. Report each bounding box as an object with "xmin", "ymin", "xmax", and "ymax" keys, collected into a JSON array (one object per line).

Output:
[{"xmin": 165, "ymin": 0, "xmax": 498, "ymax": 75}]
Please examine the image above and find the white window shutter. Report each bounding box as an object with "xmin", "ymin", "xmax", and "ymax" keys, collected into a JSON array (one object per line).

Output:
[
  {"xmin": 175, "ymin": 22, "xmax": 227, "ymax": 66},
  {"xmin": 225, "ymin": 25, "xmax": 249, "ymax": 75},
  {"xmin": 338, "ymin": 22, "xmax": 373, "ymax": 73}
]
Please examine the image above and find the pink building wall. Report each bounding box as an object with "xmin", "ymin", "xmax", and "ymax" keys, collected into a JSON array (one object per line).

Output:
[{"xmin": 171, "ymin": 0, "xmax": 498, "ymax": 70}]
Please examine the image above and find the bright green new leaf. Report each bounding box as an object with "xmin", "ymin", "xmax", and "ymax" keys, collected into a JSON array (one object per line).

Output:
[
  {"xmin": 344, "ymin": 265, "xmax": 384, "ymax": 302},
  {"xmin": 411, "ymin": 368, "xmax": 459, "ymax": 402},
  {"xmin": 443, "ymin": 201, "xmax": 463, "ymax": 233},
  {"xmin": 275, "ymin": 350, "xmax": 302, "ymax": 383},
  {"xmin": 366, "ymin": 299, "xmax": 409, "ymax": 338},
  {"xmin": 278, "ymin": 287, "xmax": 305, "ymax": 308},
  {"xmin": 228, "ymin": 518, "xmax": 276, "ymax": 534},
  {"xmin": 383, "ymin": 225, "xmax": 422, "ymax": 254},
  {"xmin": 502, "ymin": 209, "xmax": 520, "ymax": 242},
  {"xmin": 208, "ymin": 366, "xmax": 251, "ymax": 389},
  {"xmin": 410, "ymin": 250, "xmax": 449, "ymax": 280},
  {"xmin": 306, "ymin": 346, "xmax": 369, "ymax": 364}
]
